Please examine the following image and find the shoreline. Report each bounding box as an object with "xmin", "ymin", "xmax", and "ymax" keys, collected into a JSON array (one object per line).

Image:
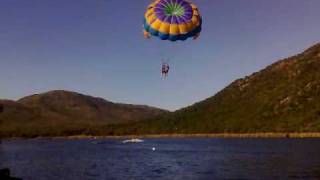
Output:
[{"xmin": 2, "ymin": 133, "xmax": 320, "ymax": 140}]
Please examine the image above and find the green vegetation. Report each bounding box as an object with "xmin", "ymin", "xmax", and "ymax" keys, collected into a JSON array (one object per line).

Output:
[{"xmin": 1, "ymin": 43, "xmax": 320, "ymax": 138}]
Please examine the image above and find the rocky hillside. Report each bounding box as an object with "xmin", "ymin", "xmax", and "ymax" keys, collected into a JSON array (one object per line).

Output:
[{"xmin": 122, "ymin": 43, "xmax": 320, "ymax": 134}]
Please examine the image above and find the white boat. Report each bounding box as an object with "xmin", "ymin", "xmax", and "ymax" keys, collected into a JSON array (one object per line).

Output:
[{"xmin": 122, "ymin": 138, "xmax": 144, "ymax": 143}]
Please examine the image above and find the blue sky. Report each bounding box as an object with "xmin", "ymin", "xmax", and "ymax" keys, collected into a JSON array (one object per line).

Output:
[{"xmin": 0, "ymin": 0, "xmax": 320, "ymax": 111}]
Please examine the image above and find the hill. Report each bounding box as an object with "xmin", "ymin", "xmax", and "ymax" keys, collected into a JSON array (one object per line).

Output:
[
  {"xmin": 0, "ymin": 90, "xmax": 167, "ymax": 137},
  {"xmin": 117, "ymin": 43, "xmax": 320, "ymax": 134},
  {"xmin": 2, "ymin": 43, "xmax": 320, "ymax": 137}
]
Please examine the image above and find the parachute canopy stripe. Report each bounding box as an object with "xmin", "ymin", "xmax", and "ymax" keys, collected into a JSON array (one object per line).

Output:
[
  {"xmin": 143, "ymin": 18, "xmax": 201, "ymax": 41},
  {"xmin": 143, "ymin": 0, "xmax": 202, "ymax": 41}
]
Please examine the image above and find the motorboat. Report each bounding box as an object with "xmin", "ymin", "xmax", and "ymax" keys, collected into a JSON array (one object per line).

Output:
[{"xmin": 122, "ymin": 138, "xmax": 144, "ymax": 143}]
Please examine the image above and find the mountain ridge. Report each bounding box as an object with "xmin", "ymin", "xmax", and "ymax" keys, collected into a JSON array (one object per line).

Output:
[{"xmin": 0, "ymin": 90, "xmax": 167, "ymax": 137}]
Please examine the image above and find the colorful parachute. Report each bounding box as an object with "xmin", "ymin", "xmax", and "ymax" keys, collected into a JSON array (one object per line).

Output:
[{"xmin": 143, "ymin": 0, "xmax": 202, "ymax": 41}]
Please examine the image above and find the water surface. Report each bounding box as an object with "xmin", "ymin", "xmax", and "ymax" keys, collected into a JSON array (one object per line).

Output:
[{"xmin": 1, "ymin": 138, "xmax": 320, "ymax": 180}]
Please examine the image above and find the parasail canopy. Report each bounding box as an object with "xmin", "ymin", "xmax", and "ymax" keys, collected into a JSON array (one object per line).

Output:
[{"xmin": 143, "ymin": 0, "xmax": 202, "ymax": 41}]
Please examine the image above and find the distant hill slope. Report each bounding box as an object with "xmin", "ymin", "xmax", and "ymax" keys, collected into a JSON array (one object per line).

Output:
[
  {"xmin": 0, "ymin": 90, "xmax": 167, "ymax": 137},
  {"xmin": 18, "ymin": 90, "xmax": 166, "ymax": 124},
  {"xmin": 122, "ymin": 43, "xmax": 320, "ymax": 134}
]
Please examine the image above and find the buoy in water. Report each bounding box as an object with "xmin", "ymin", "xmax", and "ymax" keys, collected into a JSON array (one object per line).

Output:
[{"xmin": 152, "ymin": 147, "xmax": 156, "ymax": 151}]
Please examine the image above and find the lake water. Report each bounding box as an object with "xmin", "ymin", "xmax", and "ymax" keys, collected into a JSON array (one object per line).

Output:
[{"xmin": 1, "ymin": 138, "xmax": 320, "ymax": 180}]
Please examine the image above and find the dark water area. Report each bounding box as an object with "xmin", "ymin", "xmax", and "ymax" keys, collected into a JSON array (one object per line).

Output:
[{"xmin": 1, "ymin": 138, "xmax": 320, "ymax": 180}]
